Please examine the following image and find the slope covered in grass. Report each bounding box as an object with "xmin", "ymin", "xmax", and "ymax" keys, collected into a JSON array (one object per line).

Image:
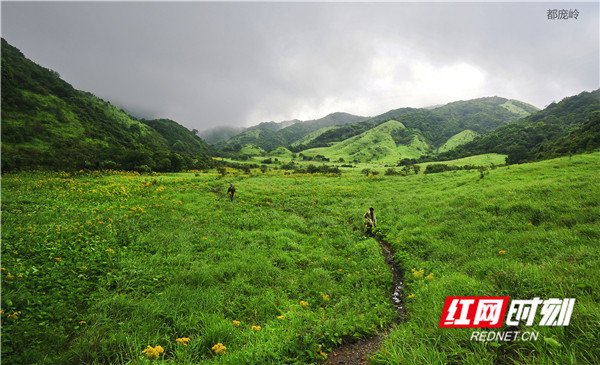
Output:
[
  {"xmin": 437, "ymin": 129, "xmax": 480, "ymax": 153},
  {"xmin": 302, "ymin": 120, "xmax": 432, "ymax": 163}
]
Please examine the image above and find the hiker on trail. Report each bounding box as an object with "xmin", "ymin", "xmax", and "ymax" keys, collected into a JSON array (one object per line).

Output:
[
  {"xmin": 227, "ymin": 183, "xmax": 236, "ymax": 202},
  {"xmin": 364, "ymin": 207, "xmax": 377, "ymax": 236}
]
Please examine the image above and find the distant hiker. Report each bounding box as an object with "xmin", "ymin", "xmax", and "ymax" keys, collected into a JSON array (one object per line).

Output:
[
  {"xmin": 364, "ymin": 207, "xmax": 377, "ymax": 236},
  {"xmin": 227, "ymin": 183, "xmax": 236, "ymax": 202}
]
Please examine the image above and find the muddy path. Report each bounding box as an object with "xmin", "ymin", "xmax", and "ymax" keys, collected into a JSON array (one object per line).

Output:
[{"xmin": 327, "ymin": 233, "xmax": 405, "ymax": 364}]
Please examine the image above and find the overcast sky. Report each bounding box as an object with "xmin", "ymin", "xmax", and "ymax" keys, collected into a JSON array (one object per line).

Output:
[{"xmin": 2, "ymin": 1, "xmax": 598, "ymax": 132}]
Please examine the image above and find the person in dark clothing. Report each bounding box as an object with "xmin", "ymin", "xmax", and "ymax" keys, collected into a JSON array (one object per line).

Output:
[
  {"xmin": 227, "ymin": 183, "xmax": 236, "ymax": 202},
  {"xmin": 364, "ymin": 207, "xmax": 377, "ymax": 236}
]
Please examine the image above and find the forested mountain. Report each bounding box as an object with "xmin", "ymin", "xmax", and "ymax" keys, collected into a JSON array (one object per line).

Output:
[
  {"xmin": 141, "ymin": 118, "xmax": 210, "ymax": 156},
  {"xmin": 438, "ymin": 89, "xmax": 600, "ymax": 163},
  {"xmin": 217, "ymin": 112, "xmax": 367, "ymax": 152},
  {"xmin": 293, "ymin": 97, "xmax": 538, "ymax": 152},
  {"xmin": 1, "ymin": 38, "xmax": 212, "ymax": 172}
]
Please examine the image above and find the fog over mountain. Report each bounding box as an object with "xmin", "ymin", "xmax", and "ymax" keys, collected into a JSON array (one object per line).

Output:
[{"xmin": 2, "ymin": 2, "xmax": 598, "ymax": 132}]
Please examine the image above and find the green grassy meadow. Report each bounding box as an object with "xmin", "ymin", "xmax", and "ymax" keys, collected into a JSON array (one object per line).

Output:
[{"xmin": 2, "ymin": 152, "xmax": 599, "ymax": 364}]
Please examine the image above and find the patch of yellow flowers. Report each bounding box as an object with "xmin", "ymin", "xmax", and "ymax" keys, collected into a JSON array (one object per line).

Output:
[
  {"xmin": 212, "ymin": 343, "xmax": 227, "ymax": 356},
  {"xmin": 142, "ymin": 345, "xmax": 164, "ymax": 360},
  {"xmin": 412, "ymin": 268, "xmax": 434, "ymax": 280},
  {"xmin": 176, "ymin": 337, "xmax": 190, "ymax": 346},
  {"xmin": 412, "ymin": 268, "xmax": 424, "ymax": 279}
]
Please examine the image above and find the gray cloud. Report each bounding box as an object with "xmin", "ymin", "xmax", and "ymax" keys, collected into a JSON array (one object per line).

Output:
[{"xmin": 2, "ymin": 2, "xmax": 598, "ymax": 132}]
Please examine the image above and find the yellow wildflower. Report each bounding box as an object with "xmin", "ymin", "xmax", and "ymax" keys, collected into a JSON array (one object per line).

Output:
[
  {"xmin": 54, "ymin": 257, "xmax": 62, "ymax": 262},
  {"xmin": 318, "ymin": 344, "xmax": 328, "ymax": 359},
  {"xmin": 6, "ymin": 275, "xmax": 14, "ymax": 280},
  {"xmin": 176, "ymin": 337, "xmax": 190, "ymax": 346},
  {"xmin": 212, "ymin": 343, "xmax": 227, "ymax": 355},
  {"xmin": 408, "ymin": 294, "xmax": 415, "ymax": 298},
  {"xmin": 499, "ymin": 250, "xmax": 506, "ymax": 255},
  {"xmin": 277, "ymin": 316, "xmax": 285, "ymax": 320},
  {"xmin": 413, "ymin": 269, "xmax": 424, "ymax": 279},
  {"xmin": 252, "ymin": 325, "xmax": 261, "ymax": 331},
  {"xmin": 426, "ymin": 273, "xmax": 434, "ymax": 280},
  {"xmin": 79, "ymin": 321, "xmax": 87, "ymax": 325},
  {"xmin": 323, "ymin": 257, "xmax": 327, "ymax": 261},
  {"xmin": 232, "ymin": 320, "xmax": 241, "ymax": 326},
  {"xmin": 7, "ymin": 311, "xmax": 21, "ymax": 319},
  {"xmin": 142, "ymin": 345, "xmax": 164, "ymax": 360},
  {"xmin": 300, "ymin": 300, "xmax": 309, "ymax": 307},
  {"xmin": 106, "ymin": 248, "xmax": 115, "ymax": 254},
  {"xmin": 81, "ymin": 266, "xmax": 88, "ymax": 270},
  {"xmin": 321, "ymin": 294, "xmax": 330, "ymax": 301}
]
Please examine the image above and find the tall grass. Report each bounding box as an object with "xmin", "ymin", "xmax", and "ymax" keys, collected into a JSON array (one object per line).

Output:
[{"xmin": 2, "ymin": 152, "xmax": 599, "ymax": 363}]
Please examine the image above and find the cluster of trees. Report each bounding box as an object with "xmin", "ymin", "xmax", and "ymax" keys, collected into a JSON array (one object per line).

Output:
[
  {"xmin": 298, "ymin": 153, "xmax": 330, "ymax": 162},
  {"xmin": 424, "ymin": 164, "xmax": 487, "ymax": 175},
  {"xmin": 385, "ymin": 165, "xmax": 421, "ymax": 176},
  {"xmin": 276, "ymin": 161, "xmax": 341, "ymax": 175}
]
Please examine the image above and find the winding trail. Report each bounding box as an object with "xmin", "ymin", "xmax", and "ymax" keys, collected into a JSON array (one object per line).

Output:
[{"xmin": 327, "ymin": 234, "xmax": 405, "ymax": 364}]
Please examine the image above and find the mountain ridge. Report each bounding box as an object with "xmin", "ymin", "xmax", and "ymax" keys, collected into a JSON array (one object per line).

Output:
[{"xmin": 1, "ymin": 38, "xmax": 212, "ymax": 172}]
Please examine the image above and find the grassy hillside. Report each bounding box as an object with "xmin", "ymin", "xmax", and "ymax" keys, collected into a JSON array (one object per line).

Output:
[
  {"xmin": 267, "ymin": 146, "xmax": 294, "ymax": 158},
  {"xmin": 500, "ymin": 99, "xmax": 539, "ymax": 117},
  {"xmin": 301, "ymin": 120, "xmax": 432, "ymax": 163},
  {"xmin": 289, "ymin": 126, "xmax": 336, "ymax": 147},
  {"xmin": 420, "ymin": 153, "xmax": 507, "ymax": 169},
  {"xmin": 2, "ymin": 152, "xmax": 598, "ymax": 363},
  {"xmin": 1, "ymin": 38, "xmax": 212, "ymax": 172},
  {"xmin": 239, "ymin": 144, "xmax": 266, "ymax": 156},
  {"xmin": 437, "ymin": 129, "xmax": 480, "ymax": 153}
]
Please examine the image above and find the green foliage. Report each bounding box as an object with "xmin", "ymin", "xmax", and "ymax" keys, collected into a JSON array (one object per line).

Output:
[
  {"xmin": 294, "ymin": 97, "xmax": 537, "ymax": 153},
  {"xmin": 141, "ymin": 118, "xmax": 211, "ymax": 156},
  {"xmin": 442, "ymin": 89, "xmax": 600, "ymax": 164}
]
